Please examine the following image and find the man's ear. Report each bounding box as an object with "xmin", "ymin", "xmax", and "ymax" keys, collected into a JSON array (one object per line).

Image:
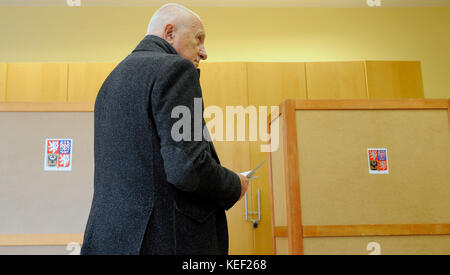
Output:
[{"xmin": 163, "ymin": 24, "xmax": 175, "ymax": 45}]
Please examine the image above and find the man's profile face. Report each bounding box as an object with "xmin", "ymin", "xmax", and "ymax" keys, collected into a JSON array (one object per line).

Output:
[{"xmin": 171, "ymin": 17, "xmax": 207, "ymax": 68}]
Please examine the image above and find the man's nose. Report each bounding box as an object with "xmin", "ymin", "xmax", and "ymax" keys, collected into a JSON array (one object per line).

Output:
[{"xmin": 199, "ymin": 47, "xmax": 207, "ymax": 60}]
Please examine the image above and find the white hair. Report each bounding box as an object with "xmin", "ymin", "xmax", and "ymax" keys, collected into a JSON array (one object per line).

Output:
[{"xmin": 146, "ymin": 3, "xmax": 201, "ymax": 36}]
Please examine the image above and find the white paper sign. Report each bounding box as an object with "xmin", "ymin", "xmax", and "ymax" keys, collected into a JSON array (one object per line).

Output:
[
  {"xmin": 240, "ymin": 160, "xmax": 266, "ymax": 181},
  {"xmin": 44, "ymin": 138, "xmax": 73, "ymax": 171}
]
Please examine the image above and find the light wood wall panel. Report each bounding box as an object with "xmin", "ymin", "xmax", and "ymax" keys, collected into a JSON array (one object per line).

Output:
[
  {"xmin": 200, "ymin": 63, "xmax": 248, "ymax": 107},
  {"xmin": 366, "ymin": 61, "xmax": 424, "ymax": 99},
  {"xmin": 247, "ymin": 63, "xmax": 307, "ymax": 106},
  {"xmin": 269, "ymin": 114, "xmax": 289, "ymax": 254},
  {"xmin": 271, "ymin": 116, "xmax": 287, "ymax": 228},
  {"xmin": 0, "ymin": 63, "xmax": 6, "ymax": 101},
  {"xmin": 6, "ymin": 63, "xmax": 68, "ymax": 102},
  {"xmin": 68, "ymin": 63, "xmax": 117, "ymax": 102},
  {"xmin": 306, "ymin": 61, "xmax": 368, "ymax": 99},
  {"xmin": 247, "ymin": 62, "xmax": 307, "ymax": 255},
  {"xmin": 199, "ymin": 62, "xmax": 254, "ymax": 255}
]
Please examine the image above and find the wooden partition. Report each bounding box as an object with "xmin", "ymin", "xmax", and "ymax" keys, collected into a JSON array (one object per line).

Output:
[
  {"xmin": 269, "ymin": 99, "xmax": 450, "ymax": 255},
  {"xmin": 0, "ymin": 102, "xmax": 94, "ymax": 252}
]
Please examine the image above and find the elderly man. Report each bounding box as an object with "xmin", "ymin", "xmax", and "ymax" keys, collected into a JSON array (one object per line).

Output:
[{"xmin": 81, "ymin": 4, "xmax": 248, "ymax": 255}]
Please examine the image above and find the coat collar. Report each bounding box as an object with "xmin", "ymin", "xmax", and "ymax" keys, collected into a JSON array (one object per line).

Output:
[
  {"xmin": 132, "ymin": 35, "xmax": 178, "ymax": 55},
  {"xmin": 132, "ymin": 35, "xmax": 201, "ymax": 77}
]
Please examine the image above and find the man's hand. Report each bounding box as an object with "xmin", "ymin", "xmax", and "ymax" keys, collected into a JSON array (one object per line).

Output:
[{"xmin": 237, "ymin": 172, "xmax": 249, "ymax": 201}]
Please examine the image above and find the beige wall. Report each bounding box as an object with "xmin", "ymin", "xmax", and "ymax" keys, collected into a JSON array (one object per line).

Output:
[{"xmin": 0, "ymin": 6, "xmax": 448, "ymax": 98}]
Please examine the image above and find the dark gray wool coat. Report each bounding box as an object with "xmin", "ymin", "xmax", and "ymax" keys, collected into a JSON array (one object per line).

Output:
[{"xmin": 81, "ymin": 35, "xmax": 242, "ymax": 255}]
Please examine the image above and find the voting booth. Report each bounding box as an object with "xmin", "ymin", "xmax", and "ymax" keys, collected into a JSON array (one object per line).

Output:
[
  {"xmin": 0, "ymin": 103, "xmax": 93, "ymax": 254},
  {"xmin": 268, "ymin": 99, "xmax": 450, "ymax": 255}
]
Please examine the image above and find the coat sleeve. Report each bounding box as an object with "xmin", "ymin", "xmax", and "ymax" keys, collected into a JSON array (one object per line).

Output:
[{"xmin": 151, "ymin": 57, "xmax": 241, "ymax": 210}]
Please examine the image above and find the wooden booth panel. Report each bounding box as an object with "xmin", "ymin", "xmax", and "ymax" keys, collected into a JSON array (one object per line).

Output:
[
  {"xmin": 267, "ymin": 100, "xmax": 449, "ymax": 254},
  {"xmin": 199, "ymin": 62, "xmax": 254, "ymax": 255},
  {"xmin": 366, "ymin": 61, "xmax": 424, "ymax": 99},
  {"xmin": 0, "ymin": 233, "xmax": 83, "ymax": 246},
  {"xmin": 6, "ymin": 63, "xmax": 68, "ymax": 102},
  {"xmin": 295, "ymin": 109, "xmax": 450, "ymax": 226},
  {"xmin": 0, "ymin": 63, "xmax": 6, "ymax": 101},
  {"xmin": 304, "ymin": 235, "xmax": 450, "ymax": 255},
  {"xmin": 306, "ymin": 62, "xmax": 368, "ymax": 99},
  {"xmin": 275, "ymin": 237, "xmax": 289, "ymax": 255},
  {"xmin": 247, "ymin": 62, "xmax": 307, "ymax": 255},
  {"xmin": 0, "ymin": 112, "xmax": 94, "ymax": 236},
  {"xmin": 68, "ymin": 63, "xmax": 118, "ymax": 102},
  {"xmin": 0, "ymin": 102, "xmax": 94, "ymax": 112}
]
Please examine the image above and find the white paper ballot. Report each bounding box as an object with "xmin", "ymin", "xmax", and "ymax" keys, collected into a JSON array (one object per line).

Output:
[{"xmin": 240, "ymin": 160, "xmax": 266, "ymax": 181}]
